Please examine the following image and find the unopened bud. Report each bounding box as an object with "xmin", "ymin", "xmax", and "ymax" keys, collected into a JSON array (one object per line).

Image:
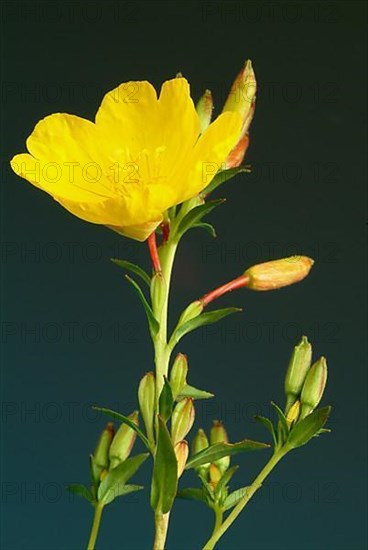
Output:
[
  {"xmin": 170, "ymin": 353, "xmax": 188, "ymax": 399},
  {"xmin": 210, "ymin": 420, "xmax": 230, "ymax": 473},
  {"xmin": 150, "ymin": 272, "xmax": 167, "ymax": 313},
  {"xmin": 93, "ymin": 423, "xmax": 115, "ymax": 475},
  {"xmin": 244, "ymin": 256, "xmax": 314, "ymax": 291},
  {"xmin": 284, "ymin": 336, "xmax": 312, "ymax": 413},
  {"xmin": 171, "ymin": 398, "xmax": 195, "ymax": 445},
  {"xmin": 177, "ymin": 300, "xmax": 203, "ymax": 328},
  {"xmin": 223, "ymin": 60, "xmax": 256, "ymax": 138},
  {"xmin": 209, "ymin": 463, "xmax": 222, "ymax": 488},
  {"xmin": 109, "ymin": 411, "xmax": 139, "ymax": 469},
  {"xmin": 196, "ymin": 89, "xmax": 213, "ymax": 134},
  {"xmin": 286, "ymin": 400, "xmax": 301, "ymax": 427},
  {"xmin": 192, "ymin": 428, "xmax": 210, "ymax": 475},
  {"xmin": 300, "ymin": 357, "xmax": 328, "ymax": 419},
  {"xmin": 138, "ymin": 372, "xmax": 156, "ymax": 444},
  {"xmin": 174, "ymin": 440, "xmax": 189, "ymax": 478}
]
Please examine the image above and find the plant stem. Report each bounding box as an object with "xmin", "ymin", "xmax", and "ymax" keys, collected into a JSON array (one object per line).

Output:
[
  {"xmin": 202, "ymin": 449, "xmax": 288, "ymax": 550},
  {"xmin": 153, "ymin": 512, "xmax": 170, "ymax": 550},
  {"xmin": 87, "ymin": 502, "xmax": 104, "ymax": 550},
  {"xmin": 212, "ymin": 506, "xmax": 223, "ymax": 535}
]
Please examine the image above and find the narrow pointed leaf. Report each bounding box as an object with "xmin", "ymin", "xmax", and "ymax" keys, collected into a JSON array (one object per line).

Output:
[
  {"xmin": 177, "ymin": 487, "xmax": 208, "ymax": 504},
  {"xmin": 100, "ymin": 484, "xmax": 143, "ymax": 505},
  {"xmin": 176, "ymin": 200, "xmax": 224, "ymax": 237},
  {"xmin": 271, "ymin": 401, "xmax": 289, "ymax": 445},
  {"xmin": 215, "ymin": 465, "xmax": 239, "ymax": 498},
  {"xmin": 150, "ymin": 417, "xmax": 178, "ymax": 514},
  {"xmin": 67, "ymin": 484, "xmax": 94, "ymax": 503},
  {"xmin": 159, "ymin": 377, "xmax": 174, "ymax": 422},
  {"xmin": 287, "ymin": 406, "xmax": 331, "ymax": 449},
  {"xmin": 98, "ymin": 453, "xmax": 148, "ymax": 504},
  {"xmin": 201, "ymin": 166, "xmax": 250, "ymax": 197},
  {"xmin": 192, "ymin": 222, "xmax": 217, "ymax": 238},
  {"xmin": 254, "ymin": 415, "xmax": 277, "ymax": 446},
  {"xmin": 222, "ymin": 486, "xmax": 250, "ymax": 511},
  {"xmin": 171, "ymin": 308, "xmax": 242, "ymax": 346},
  {"xmin": 125, "ymin": 275, "xmax": 159, "ymax": 336},
  {"xmin": 111, "ymin": 259, "xmax": 151, "ymax": 287},
  {"xmin": 177, "ymin": 384, "xmax": 214, "ymax": 401},
  {"xmin": 93, "ymin": 407, "xmax": 150, "ymax": 450},
  {"xmin": 185, "ymin": 439, "xmax": 269, "ymax": 470}
]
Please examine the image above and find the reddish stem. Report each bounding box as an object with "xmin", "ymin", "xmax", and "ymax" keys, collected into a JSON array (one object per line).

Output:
[
  {"xmin": 147, "ymin": 232, "xmax": 161, "ymax": 273},
  {"xmin": 200, "ymin": 275, "xmax": 250, "ymax": 307}
]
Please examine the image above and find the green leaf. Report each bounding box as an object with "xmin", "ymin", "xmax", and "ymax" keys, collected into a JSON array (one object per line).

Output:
[
  {"xmin": 177, "ymin": 487, "xmax": 208, "ymax": 504},
  {"xmin": 215, "ymin": 465, "xmax": 239, "ymax": 499},
  {"xmin": 287, "ymin": 406, "xmax": 331, "ymax": 450},
  {"xmin": 177, "ymin": 384, "xmax": 214, "ymax": 400},
  {"xmin": 101, "ymin": 484, "xmax": 143, "ymax": 505},
  {"xmin": 201, "ymin": 166, "xmax": 250, "ymax": 197},
  {"xmin": 159, "ymin": 377, "xmax": 174, "ymax": 422},
  {"xmin": 150, "ymin": 417, "xmax": 178, "ymax": 514},
  {"xmin": 192, "ymin": 222, "xmax": 217, "ymax": 238},
  {"xmin": 271, "ymin": 401, "xmax": 289, "ymax": 446},
  {"xmin": 111, "ymin": 259, "xmax": 151, "ymax": 287},
  {"xmin": 176, "ymin": 200, "xmax": 224, "ymax": 238},
  {"xmin": 185, "ymin": 439, "xmax": 270, "ymax": 470},
  {"xmin": 222, "ymin": 486, "xmax": 249, "ymax": 511},
  {"xmin": 125, "ymin": 275, "xmax": 159, "ymax": 336},
  {"xmin": 254, "ymin": 415, "xmax": 277, "ymax": 447},
  {"xmin": 67, "ymin": 484, "xmax": 94, "ymax": 503},
  {"xmin": 170, "ymin": 308, "xmax": 242, "ymax": 347},
  {"xmin": 93, "ymin": 407, "xmax": 150, "ymax": 450},
  {"xmin": 98, "ymin": 453, "xmax": 148, "ymax": 504}
]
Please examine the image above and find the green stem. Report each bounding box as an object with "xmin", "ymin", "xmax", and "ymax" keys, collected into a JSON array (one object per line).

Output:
[
  {"xmin": 202, "ymin": 449, "xmax": 288, "ymax": 550},
  {"xmin": 87, "ymin": 502, "xmax": 104, "ymax": 550},
  {"xmin": 212, "ymin": 506, "xmax": 223, "ymax": 535},
  {"xmin": 153, "ymin": 511, "xmax": 171, "ymax": 550}
]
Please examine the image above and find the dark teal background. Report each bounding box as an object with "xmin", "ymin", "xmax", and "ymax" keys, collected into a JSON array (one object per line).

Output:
[{"xmin": 1, "ymin": 1, "xmax": 367, "ymax": 549}]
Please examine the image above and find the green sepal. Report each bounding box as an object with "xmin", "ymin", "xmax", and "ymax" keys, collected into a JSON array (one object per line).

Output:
[
  {"xmin": 192, "ymin": 222, "xmax": 217, "ymax": 238},
  {"xmin": 125, "ymin": 275, "xmax": 159, "ymax": 336},
  {"xmin": 177, "ymin": 487, "xmax": 208, "ymax": 505},
  {"xmin": 222, "ymin": 486, "xmax": 249, "ymax": 511},
  {"xmin": 201, "ymin": 166, "xmax": 250, "ymax": 197},
  {"xmin": 177, "ymin": 384, "xmax": 214, "ymax": 401},
  {"xmin": 287, "ymin": 406, "xmax": 331, "ymax": 450},
  {"xmin": 159, "ymin": 377, "xmax": 174, "ymax": 422},
  {"xmin": 170, "ymin": 308, "xmax": 242, "ymax": 347},
  {"xmin": 176, "ymin": 200, "xmax": 224, "ymax": 238},
  {"xmin": 151, "ymin": 416, "xmax": 178, "ymax": 514},
  {"xmin": 67, "ymin": 484, "xmax": 94, "ymax": 504},
  {"xmin": 198, "ymin": 471, "xmax": 215, "ymax": 500},
  {"xmin": 185, "ymin": 439, "xmax": 269, "ymax": 470},
  {"xmin": 254, "ymin": 415, "xmax": 277, "ymax": 447},
  {"xmin": 111, "ymin": 259, "xmax": 151, "ymax": 287},
  {"xmin": 93, "ymin": 407, "xmax": 150, "ymax": 450},
  {"xmin": 271, "ymin": 401, "xmax": 289, "ymax": 447},
  {"xmin": 98, "ymin": 453, "xmax": 148, "ymax": 505},
  {"xmin": 215, "ymin": 465, "xmax": 239, "ymax": 500},
  {"xmin": 89, "ymin": 454, "xmax": 102, "ymax": 486}
]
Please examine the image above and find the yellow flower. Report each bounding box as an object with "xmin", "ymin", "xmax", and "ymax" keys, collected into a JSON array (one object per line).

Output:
[{"xmin": 10, "ymin": 78, "xmax": 242, "ymax": 241}]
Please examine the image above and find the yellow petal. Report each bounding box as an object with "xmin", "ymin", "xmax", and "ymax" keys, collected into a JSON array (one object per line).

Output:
[{"xmin": 108, "ymin": 219, "xmax": 162, "ymax": 242}]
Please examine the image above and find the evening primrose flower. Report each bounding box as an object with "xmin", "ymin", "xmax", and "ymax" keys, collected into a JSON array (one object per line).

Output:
[{"xmin": 10, "ymin": 78, "xmax": 242, "ymax": 241}]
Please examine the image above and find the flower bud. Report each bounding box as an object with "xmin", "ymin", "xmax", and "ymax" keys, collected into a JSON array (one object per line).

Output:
[
  {"xmin": 177, "ymin": 300, "xmax": 203, "ymax": 328},
  {"xmin": 109, "ymin": 411, "xmax": 139, "ymax": 469},
  {"xmin": 174, "ymin": 440, "xmax": 189, "ymax": 478},
  {"xmin": 138, "ymin": 372, "xmax": 156, "ymax": 444},
  {"xmin": 170, "ymin": 353, "xmax": 188, "ymax": 400},
  {"xmin": 196, "ymin": 89, "xmax": 213, "ymax": 134},
  {"xmin": 150, "ymin": 272, "xmax": 167, "ymax": 313},
  {"xmin": 210, "ymin": 420, "xmax": 230, "ymax": 473},
  {"xmin": 93, "ymin": 423, "xmax": 115, "ymax": 476},
  {"xmin": 286, "ymin": 400, "xmax": 301, "ymax": 427},
  {"xmin": 244, "ymin": 256, "xmax": 314, "ymax": 291},
  {"xmin": 192, "ymin": 428, "xmax": 210, "ymax": 475},
  {"xmin": 209, "ymin": 463, "xmax": 222, "ymax": 488},
  {"xmin": 284, "ymin": 336, "xmax": 312, "ymax": 413},
  {"xmin": 223, "ymin": 60, "xmax": 256, "ymax": 138},
  {"xmin": 171, "ymin": 398, "xmax": 195, "ymax": 445},
  {"xmin": 300, "ymin": 357, "xmax": 328, "ymax": 419}
]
